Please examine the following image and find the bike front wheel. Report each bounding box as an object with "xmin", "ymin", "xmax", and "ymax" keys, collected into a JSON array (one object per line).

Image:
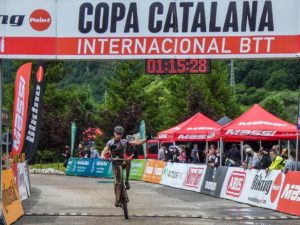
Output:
[{"xmin": 122, "ymin": 201, "xmax": 129, "ymax": 219}]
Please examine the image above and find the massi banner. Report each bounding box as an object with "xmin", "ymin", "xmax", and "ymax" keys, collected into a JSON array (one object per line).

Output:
[
  {"xmin": 0, "ymin": 0, "xmax": 299, "ymax": 59},
  {"xmin": 11, "ymin": 63, "xmax": 32, "ymax": 155},
  {"xmin": 23, "ymin": 65, "xmax": 46, "ymax": 161}
]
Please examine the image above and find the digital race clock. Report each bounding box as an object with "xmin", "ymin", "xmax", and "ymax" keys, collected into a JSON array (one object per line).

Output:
[{"xmin": 145, "ymin": 59, "xmax": 211, "ymax": 75}]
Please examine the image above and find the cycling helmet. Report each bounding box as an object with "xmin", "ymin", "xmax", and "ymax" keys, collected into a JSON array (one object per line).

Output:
[{"xmin": 114, "ymin": 126, "xmax": 124, "ymax": 134}]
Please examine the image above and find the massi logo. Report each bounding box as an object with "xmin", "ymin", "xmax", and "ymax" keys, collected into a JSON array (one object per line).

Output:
[
  {"xmin": 226, "ymin": 171, "xmax": 246, "ymax": 197},
  {"xmin": 29, "ymin": 9, "xmax": 51, "ymax": 31}
]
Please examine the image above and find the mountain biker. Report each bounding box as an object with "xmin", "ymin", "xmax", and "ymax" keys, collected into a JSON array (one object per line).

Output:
[{"xmin": 101, "ymin": 126, "xmax": 146, "ymax": 191}]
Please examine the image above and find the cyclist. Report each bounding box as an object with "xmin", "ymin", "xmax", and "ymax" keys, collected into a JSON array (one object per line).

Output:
[{"xmin": 102, "ymin": 125, "xmax": 146, "ymax": 191}]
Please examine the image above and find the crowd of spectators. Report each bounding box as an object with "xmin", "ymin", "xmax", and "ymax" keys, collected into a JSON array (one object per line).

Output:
[{"xmin": 157, "ymin": 142, "xmax": 300, "ymax": 173}]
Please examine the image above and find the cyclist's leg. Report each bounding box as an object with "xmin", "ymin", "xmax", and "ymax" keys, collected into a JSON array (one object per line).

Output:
[
  {"xmin": 113, "ymin": 166, "xmax": 121, "ymax": 206},
  {"xmin": 125, "ymin": 160, "xmax": 131, "ymax": 190}
]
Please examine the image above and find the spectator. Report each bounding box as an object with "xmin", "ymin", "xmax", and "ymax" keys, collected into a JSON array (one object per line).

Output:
[
  {"xmin": 178, "ymin": 145, "xmax": 187, "ymax": 163},
  {"xmin": 172, "ymin": 146, "xmax": 180, "ymax": 163},
  {"xmin": 77, "ymin": 143, "xmax": 84, "ymax": 158},
  {"xmin": 241, "ymin": 145, "xmax": 259, "ymax": 169},
  {"xmin": 83, "ymin": 147, "xmax": 91, "ymax": 158},
  {"xmin": 283, "ymin": 149, "xmax": 300, "ymax": 174},
  {"xmin": 62, "ymin": 145, "xmax": 71, "ymax": 167},
  {"xmin": 185, "ymin": 143, "xmax": 192, "ymax": 163},
  {"xmin": 90, "ymin": 146, "xmax": 100, "ymax": 159},
  {"xmin": 212, "ymin": 148, "xmax": 226, "ymax": 167},
  {"xmin": 191, "ymin": 144, "xmax": 200, "ymax": 163},
  {"xmin": 158, "ymin": 144, "xmax": 166, "ymax": 161},
  {"xmin": 280, "ymin": 148, "xmax": 288, "ymax": 160},
  {"xmin": 252, "ymin": 150, "xmax": 271, "ymax": 170},
  {"xmin": 266, "ymin": 149, "xmax": 285, "ymax": 172},
  {"xmin": 226, "ymin": 144, "xmax": 241, "ymax": 167},
  {"xmin": 207, "ymin": 145, "xmax": 217, "ymax": 167},
  {"xmin": 164, "ymin": 146, "xmax": 173, "ymax": 162}
]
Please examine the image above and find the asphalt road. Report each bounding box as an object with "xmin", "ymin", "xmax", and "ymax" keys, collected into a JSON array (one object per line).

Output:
[{"xmin": 16, "ymin": 174, "xmax": 300, "ymax": 225}]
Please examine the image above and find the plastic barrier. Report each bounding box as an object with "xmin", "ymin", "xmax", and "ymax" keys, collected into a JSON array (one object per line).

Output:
[
  {"xmin": 2, "ymin": 169, "xmax": 24, "ymax": 225},
  {"xmin": 200, "ymin": 166, "xmax": 228, "ymax": 197},
  {"xmin": 160, "ymin": 162, "xmax": 188, "ymax": 189},
  {"xmin": 66, "ymin": 158, "xmax": 113, "ymax": 178},
  {"xmin": 276, "ymin": 171, "xmax": 300, "ymax": 216},
  {"xmin": 129, "ymin": 159, "xmax": 146, "ymax": 180},
  {"xmin": 220, "ymin": 167, "xmax": 255, "ymax": 203},
  {"xmin": 181, "ymin": 164, "xmax": 207, "ymax": 192},
  {"xmin": 246, "ymin": 170, "xmax": 283, "ymax": 209},
  {"xmin": 142, "ymin": 159, "xmax": 157, "ymax": 182},
  {"xmin": 17, "ymin": 162, "xmax": 31, "ymax": 200},
  {"xmin": 151, "ymin": 160, "xmax": 166, "ymax": 184},
  {"xmin": 9, "ymin": 162, "xmax": 31, "ymax": 201}
]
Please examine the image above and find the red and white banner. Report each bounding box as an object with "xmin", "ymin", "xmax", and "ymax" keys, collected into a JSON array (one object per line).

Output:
[
  {"xmin": 181, "ymin": 164, "xmax": 207, "ymax": 192},
  {"xmin": 277, "ymin": 171, "xmax": 300, "ymax": 216},
  {"xmin": 220, "ymin": 167, "xmax": 256, "ymax": 203},
  {"xmin": 11, "ymin": 63, "xmax": 32, "ymax": 155},
  {"xmin": 0, "ymin": 0, "xmax": 299, "ymax": 59}
]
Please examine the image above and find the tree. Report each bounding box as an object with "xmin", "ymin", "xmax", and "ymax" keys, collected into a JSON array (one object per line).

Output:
[{"xmin": 261, "ymin": 96, "xmax": 289, "ymax": 121}]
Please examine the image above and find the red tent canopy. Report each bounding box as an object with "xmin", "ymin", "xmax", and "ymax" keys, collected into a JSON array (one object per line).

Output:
[
  {"xmin": 158, "ymin": 112, "xmax": 221, "ymax": 142},
  {"xmin": 208, "ymin": 104, "xmax": 297, "ymax": 141}
]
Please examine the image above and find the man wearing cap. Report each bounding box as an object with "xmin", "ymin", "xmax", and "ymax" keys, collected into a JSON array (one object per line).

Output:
[
  {"xmin": 101, "ymin": 126, "xmax": 146, "ymax": 190},
  {"xmin": 241, "ymin": 145, "xmax": 259, "ymax": 169}
]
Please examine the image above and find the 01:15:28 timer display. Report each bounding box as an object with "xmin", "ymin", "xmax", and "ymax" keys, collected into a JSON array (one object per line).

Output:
[{"xmin": 145, "ymin": 59, "xmax": 210, "ymax": 75}]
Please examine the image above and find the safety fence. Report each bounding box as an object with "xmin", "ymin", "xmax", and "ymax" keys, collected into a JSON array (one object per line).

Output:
[
  {"xmin": 67, "ymin": 157, "xmax": 300, "ymax": 217},
  {"xmin": 2, "ymin": 162, "xmax": 30, "ymax": 225}
]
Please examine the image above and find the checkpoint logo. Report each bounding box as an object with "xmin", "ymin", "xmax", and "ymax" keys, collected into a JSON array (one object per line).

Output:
[
  {"xmin": 226, "ymin": 171, "xmax": 246, "ymax": 197},
  {"xmin": 29, "ymin": 9, "xmax": 51, "ymax": 31},
  {"xmin": 270, "ymin": 173, "xmax": 282, "ymax": 203}
]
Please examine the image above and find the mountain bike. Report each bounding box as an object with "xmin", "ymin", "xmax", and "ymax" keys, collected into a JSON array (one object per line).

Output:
[{"xmin": 111, "ymin": 158, "xmax": 129, "ymax": 219}]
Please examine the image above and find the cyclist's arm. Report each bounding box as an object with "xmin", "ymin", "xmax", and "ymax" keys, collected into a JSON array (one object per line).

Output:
[
  {"xmin": 128, "ymin": 139, "xmax": 146, "ymax": 146},
  {"xmin": 101, "ymin": 146, "xmax": 110, "ymax": 158}
]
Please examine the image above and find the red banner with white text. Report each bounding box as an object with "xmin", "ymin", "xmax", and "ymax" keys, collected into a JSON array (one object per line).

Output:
[
  {"xmin": 0, "ymin": 0, "xmax": 299, "ymax": 59},
  {"xmin": 11, "ymin": 63, "xmax": 32, "ymax": 155}
]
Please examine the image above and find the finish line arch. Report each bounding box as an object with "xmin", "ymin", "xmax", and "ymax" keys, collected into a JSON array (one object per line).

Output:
[{"xmin": 0, "ymin": 0, "xmax": 299, "ymax": 60}]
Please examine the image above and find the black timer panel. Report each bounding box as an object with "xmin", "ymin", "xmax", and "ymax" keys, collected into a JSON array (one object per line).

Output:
[{"xmin": 145, "ymin": 59, "xmax": 210, "ymax": 74}]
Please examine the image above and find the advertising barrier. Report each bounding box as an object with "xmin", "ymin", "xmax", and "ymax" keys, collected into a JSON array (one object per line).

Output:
[
  {"xmin": 276, "ymin": 171, "xmax": 300, "ymax": 216},
  {"xmin": 142, "ymin": 159, "xmax": 157, "ymax": 182},
  {"xmin": 181, "ymin": 164, "xmax": 207, "ymax": 192},
  {"xmin": 66, "ymin": 158, "xmax": 113, "ymax": 178},
  {"xmin": 2, "ymin": 169, "xmax": 24, "ymax": 225},
  {"xmin": 220, "ymin": 167, "xmax": 255, "ymax": 203},
  {"xmin": 200, "ymin": 166, "xmax": 228, "ymax": 197},
  {"xmin": 151, "ymin": 160, "xmax": 165, "ymax": 184},
  {"xmin": 90, "ymin": 159, "xmax": 113, "ymax": 178},
  {"xmin": 129, "ymin": 159, "xmax": 146, "ymax": 180},
  {"xmin": 160, "ymin": 162, "xmax": 188, "ymax": 189},
  {"xmin": 17, "ymin": 162, "xmax": 31, "ymax": 200},
  {"xmin": 11, "ymin": 164, "xmax": 18, "ymax": 189},
  {"xmin": 247, "ymin": 170, "xmax": 284, "ymax": 209}
]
